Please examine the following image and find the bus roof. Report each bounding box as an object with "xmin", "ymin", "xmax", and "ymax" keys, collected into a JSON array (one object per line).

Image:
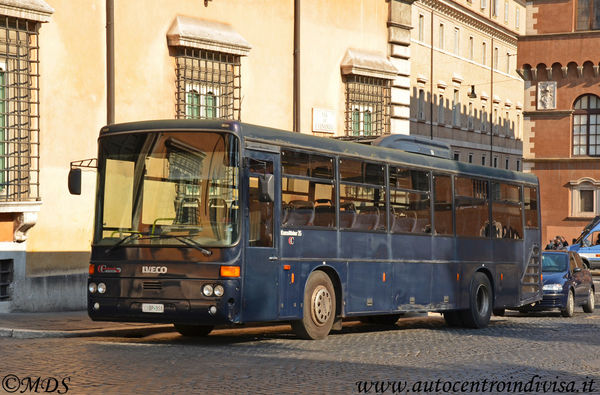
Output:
[{"xmin": 100, "ymin": 119, "xmax": 538, "ymax": 186}]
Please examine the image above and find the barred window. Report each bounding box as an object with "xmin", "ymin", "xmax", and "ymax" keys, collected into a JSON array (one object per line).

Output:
[
  {"xmin": 0, "ymin": 17, "xmax": 39, "ymax": 202},
  {"xmin": 175, "ymin": 48, "xmax": 241, "ymax": 120},
  {"xmin": 344, "ymin": 75, "xmax": 390, "ymax": 137}
]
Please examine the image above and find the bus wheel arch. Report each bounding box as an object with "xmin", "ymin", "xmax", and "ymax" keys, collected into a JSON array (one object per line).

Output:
[
  {"xmin": 460, "ymin": 270, "xmax": 493, "ymax": 328},
  {"xmin": 291, "ymin": 268, "xmax": 338, "ymax": 340}
]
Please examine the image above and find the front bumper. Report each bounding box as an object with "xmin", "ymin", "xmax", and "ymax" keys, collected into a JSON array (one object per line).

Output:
[
  {"xmin": 523, "ymin": 292, "xmax": 566, "ymax": 310},
  {"xmin": 87, "ymin": 277, "xmax": 241, "ymax": 325}
]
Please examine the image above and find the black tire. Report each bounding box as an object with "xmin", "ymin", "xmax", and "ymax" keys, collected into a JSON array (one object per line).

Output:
[
  {"xmin": 460, "ymin": 272, "xmax": 493, "ymax": 328},
  {"xmin": 173, "ymin": 324, "xmax": 214, "ymax": 337},
  {"xmin": 493, "ymin": 308, "xmax": 505, "ymax": 316},
  {"xmin": 292, "ymin": 271, "xmax": 336, "ymax": 340},
  {"xmin": 443, "ymin": 310, "xmax": 464, "ymax": 327},
  {"xmin": 561, "ymin": 290, "xmax": 575, "ymax": 317},
  {"xmin": 583, "ymin": 288, "xmax": 595, "ymax": 314}
]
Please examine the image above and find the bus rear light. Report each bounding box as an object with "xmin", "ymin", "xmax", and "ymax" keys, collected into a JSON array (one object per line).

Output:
[
  {"xmin": 89, "ymin": 264, "xmax": 95, "ymax": 275},
  {"xmin": 283, "ymin": 265, "xmax": 291, "ymax": 270},
  {"xmin": 220, "ymin": 266, "xmax": 240, "ymax": 277}
]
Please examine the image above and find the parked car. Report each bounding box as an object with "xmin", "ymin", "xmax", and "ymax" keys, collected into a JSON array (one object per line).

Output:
[
  {"xmin": 568, "ymin": 215, "xmax": 600, "ymax": 270},
  {"xmin": 520, "ymin": 251, "xmax": 595, "ymax": 317}
]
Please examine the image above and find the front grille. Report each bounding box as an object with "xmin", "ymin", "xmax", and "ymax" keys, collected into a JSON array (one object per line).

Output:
[
  {"xmin": 143, "ymin": 281, "xmax": 162, "ymax": 291},
  {"xmin": 540, "ymin": 295, "xmax": 563, "ymax": 308}
]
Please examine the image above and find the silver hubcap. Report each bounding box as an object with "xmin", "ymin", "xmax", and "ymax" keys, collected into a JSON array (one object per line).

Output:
[
  {"xmin": 476, "ymin": 284, "xmax": 490, "ymax": 317},
  {"xmin": 310, "ymin": 285, "xmax": 332, "ymax": 326}
]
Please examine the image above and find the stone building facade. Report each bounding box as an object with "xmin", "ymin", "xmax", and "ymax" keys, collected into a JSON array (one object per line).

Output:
[
  {"xmin": 410, "ymin": 0, "xmax": 525, "ymax": 170},
  {"xmin": 0, "ymin": 0, "xmax": 413, "ymax": 311},
  {"xmin": 518, "ymin": 0, "xmax": 600, "ymax": 244}
]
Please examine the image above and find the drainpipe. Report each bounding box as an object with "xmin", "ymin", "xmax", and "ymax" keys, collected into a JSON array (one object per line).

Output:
[
  {"xmin": 106, "ymin": 0, "xmax": 115, "ymax": 125},
  {"xmin": 490, "ymin": 36, "xmax": 494, "ymax": 164},
  {"xmin": 293, "ymin": 0, "xmax": 300, "ymax": 132},
  {"xmin": 430, "ymin": 8, "xmax": 434, "ymax": 140}
]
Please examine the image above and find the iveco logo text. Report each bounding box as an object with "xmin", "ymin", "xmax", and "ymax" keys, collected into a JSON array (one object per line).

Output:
[{"xmin": 142, "ymin": 266, "xmax": 167, "ymax": 274}]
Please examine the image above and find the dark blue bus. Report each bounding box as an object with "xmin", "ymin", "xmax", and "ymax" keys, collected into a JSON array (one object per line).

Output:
[{"xmin": 74, "ymin": 120, "xmax": 542, "ymax": 339}]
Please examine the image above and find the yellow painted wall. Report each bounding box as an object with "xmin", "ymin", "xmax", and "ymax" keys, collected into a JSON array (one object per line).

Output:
[
  {"xmin": 27, "ymin": 0, "xmax": 106, "ymax": 273},
  {"xmin": 24, "ymin": 0, "xmax": 392, "ymax": 274}
]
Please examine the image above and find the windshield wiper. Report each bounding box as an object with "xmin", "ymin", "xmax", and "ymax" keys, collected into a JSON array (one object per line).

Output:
[
  {"xmin": 106, "ymin": 233, "xmax": 142, "ymax": 253},
  {"xmin": 156, "ymin": 234, "xmax": 212, "ymax": 256},
  {"xmin": 172, "ymin": 236, "xmax": 212, "ymax": 256}
]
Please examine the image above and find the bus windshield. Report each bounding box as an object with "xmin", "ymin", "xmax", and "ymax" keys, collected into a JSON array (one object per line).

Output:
[{"xmin": 95, "ymin": 131, "xmax": 240, "ymax": 248}]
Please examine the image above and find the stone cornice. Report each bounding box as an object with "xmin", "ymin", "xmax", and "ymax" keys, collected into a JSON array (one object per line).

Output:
[
  {"xmin": 417, "ymin": 0, "xmax": 518, "ymax": 47},
  {"xmin": 0, "ymin": 0, "xmax": 53, "ymax": 22},
  {"xmin": 524, "ymin": 157, "xmax": 600, "ymax": 163},
  {"xmin": 523, "ymin": 110, "xmax": 574, "ymax": 117}
]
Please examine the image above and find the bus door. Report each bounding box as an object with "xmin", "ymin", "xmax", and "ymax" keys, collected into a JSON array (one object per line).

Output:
[{"xmin": 242, "ymin": 149, "xmax": 280, "ymax": 322}]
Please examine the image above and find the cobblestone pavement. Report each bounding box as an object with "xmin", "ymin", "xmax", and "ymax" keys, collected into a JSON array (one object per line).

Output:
[{"xmin": 1, "ymin": 309, "xmax": 599, "ymax": 394}]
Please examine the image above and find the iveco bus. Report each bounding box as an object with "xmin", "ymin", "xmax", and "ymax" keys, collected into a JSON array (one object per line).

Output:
[{"xmin": 70, "ymin": 120, "xmax": 542, "ymax": 339}]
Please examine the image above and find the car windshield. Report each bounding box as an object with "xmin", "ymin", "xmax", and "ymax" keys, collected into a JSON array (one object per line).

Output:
[
  {"xmin": 95, "ymin": 131, "xmax": 240, "ymax": 248},
  {"xmin": 542, "ymin": 254, "xmax": 568, "ymax": 273}
]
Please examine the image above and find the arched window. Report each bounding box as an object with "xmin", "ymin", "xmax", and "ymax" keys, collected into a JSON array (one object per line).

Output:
[{"xmin": 573, "ymin": 94, "xmax": 600, "ymax": 156}]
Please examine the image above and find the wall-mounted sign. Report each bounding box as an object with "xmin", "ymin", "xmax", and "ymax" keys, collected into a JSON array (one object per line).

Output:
[{"xmin": 312, "ymin": 108, "xmax": 336, "ymax": 134}]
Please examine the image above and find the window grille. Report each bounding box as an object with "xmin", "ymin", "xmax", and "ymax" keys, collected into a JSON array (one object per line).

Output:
[
  {"xmin": 175, "ymin": 47, "xmax": 241, "ymax": 120},
  {"xmin": 0, "ymin": 259, "xmax": 12, "ymax": 301},
  {"xmin": 345, "ymin": 75, "xmax": 390, "ymax": 137},
  {"xmin": 0, "ymin": 17, "xmax": 39, "ymax": 202}
]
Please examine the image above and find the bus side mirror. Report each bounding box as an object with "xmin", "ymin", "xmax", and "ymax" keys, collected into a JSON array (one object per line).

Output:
[
  {"xmin": 68, "ymin": 168, "xmax": 82, "ymax": 195},
  {"xmin": 258, "ymin": 174, "xmax": 274, "ymax": 202}
]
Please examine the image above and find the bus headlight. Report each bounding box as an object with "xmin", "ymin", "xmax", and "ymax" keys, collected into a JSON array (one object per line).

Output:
[
  {"xmin": 88, "ymin": 282, "xmax": 97, "ymax": 294},
  {"xmin": 213, "ymin": 285, "xmax": 224, "ymax": 297},
  {"xmin": 97, "ymin": 282, "xmax": 107, "ymax": 294},
  {"xmin": 203, "ymin": 284, "xmax": 214, "ymax": 297}
]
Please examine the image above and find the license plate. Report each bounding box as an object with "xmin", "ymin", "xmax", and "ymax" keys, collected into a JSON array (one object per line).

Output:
[{"xmin": 142, "ymin": 303, "xmax": 164, "ymax": 313}]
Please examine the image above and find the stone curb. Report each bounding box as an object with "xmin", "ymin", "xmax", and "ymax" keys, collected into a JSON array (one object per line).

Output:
[{"xmin": 0, "ymin": 324, "xmax": 174, "ymax": 339}]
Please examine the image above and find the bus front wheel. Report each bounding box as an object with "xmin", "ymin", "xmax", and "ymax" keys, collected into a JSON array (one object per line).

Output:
[
  {"xmin": 292, "ymin": 271, "xmax": 336, "ymax": 340},
  {"xmin": 460, "ymin": 272, "xmax": 492, "ymax": 329},
  {"xmin": 173, "ymin": 324, "xmax": 214, "ymax": 337}
]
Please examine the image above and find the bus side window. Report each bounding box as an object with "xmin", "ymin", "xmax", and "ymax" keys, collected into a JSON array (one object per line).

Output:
[{"xmin": 249, "ymin": 175, "xmax": 273, "ymax": 247}]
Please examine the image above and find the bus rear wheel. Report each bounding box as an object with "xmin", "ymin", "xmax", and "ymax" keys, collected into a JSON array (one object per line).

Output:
[
  {"xmin": 173, "ymin": 324, "xmax": 214, "ymax": 337},
  {"xmin": 460, "ymin": 272, "xmax": 492, "ymax": 329},
  {"xmin": 292, "ymin": 271, "xmax": 336, "ymax": 340}
]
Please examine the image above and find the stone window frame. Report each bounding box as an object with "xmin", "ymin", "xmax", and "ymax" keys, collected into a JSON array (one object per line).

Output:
[
  {"xmin": 0, "ymin": 0, "xmax": 53, "ymax": 242},
  {"xmin": 569, "ymin": 178, "xmax": 600, "ymax": 218},
  {"xmin": 167, "ymin": 16, "xmax": 251, "ymax": 121},
  {"xmin": 340, "ymin": 49, "xmax": 397, "ymax": 137}
]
